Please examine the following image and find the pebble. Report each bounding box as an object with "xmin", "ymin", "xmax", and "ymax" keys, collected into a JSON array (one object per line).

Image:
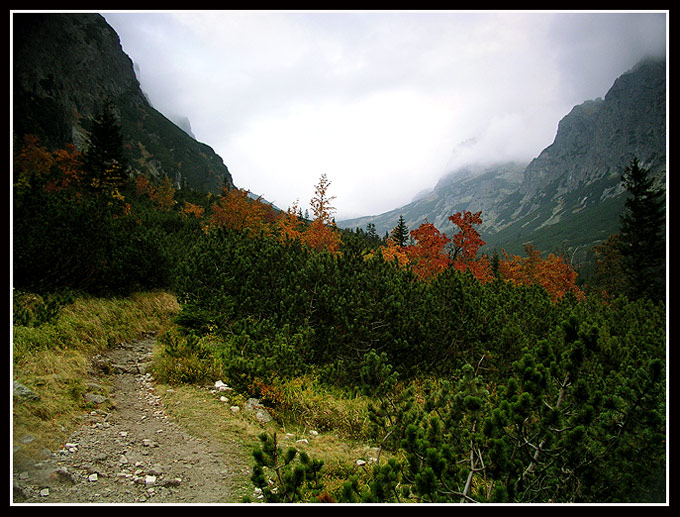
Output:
[
  {"xmin": 84, "ymin": 393, "xmax": 108, "ymax": 405},
  {"xmin": 13, "ymin": 381, "xmax": 41, "ymax": 401}
]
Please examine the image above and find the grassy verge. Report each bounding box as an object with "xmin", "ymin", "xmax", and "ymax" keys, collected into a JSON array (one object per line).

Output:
[
  {"xmin": 12, "ymin": 290, "xmax": 180, "ymax": 465},
  {"xmin": 153, "ymin": 382, "xmax": 260, "ymax": 502},
  {"xmin": 151, "ymin": 341, "xmax": 386, "ymax": 502}
]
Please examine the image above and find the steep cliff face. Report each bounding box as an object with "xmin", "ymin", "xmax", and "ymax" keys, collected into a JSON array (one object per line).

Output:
[
  {"xmin": 519, "ymin": 99, "xmax": 603, "ymax": 202},
  {"xmin": 489, "ymin": 57, "xmax": 666, "ymax": 253},
  {"xmin": 13, "ymin": 13, "xmax": 233, "ymax": 193},
  {"xmin": 519, "ymin": 58, "xmax": 666, "ymax": 204}
]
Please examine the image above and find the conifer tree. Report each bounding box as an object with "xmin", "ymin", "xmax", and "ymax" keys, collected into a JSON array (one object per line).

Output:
[
  {"xmin": 82, "ymin": 100, "xmax": 128, "ymax": 195},
  {"xmin": 366, "ymin": 222, "xmax": 380, "ymax": 245},
  {"xmin": 390, "ymin": 215, "xmax": 409, "ymax": 248},
  {"xmin": 618, "ymin": 158, "xmax": 666, "ymax": 302}
]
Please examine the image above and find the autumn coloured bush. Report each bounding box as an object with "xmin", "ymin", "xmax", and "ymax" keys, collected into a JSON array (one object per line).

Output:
[
  {"xmin": 196, "ymin": 174, "xmax": 343, "ymax": 255},
  {"xmin": 405, "ymin": 222, "xmax": 451, "ymax": 280},
  {"xmin": 499, "ymin": 243, "xmax": 585, "ymax": 302},
  {"xmin": 205, "ymin": 187, "xmax": 276, "ymax": 237},
  {"xmin": 375, "ymin": 212, "xmax": 493, "ymax": 282},
  {"xmin": 14, "ymin": 134, "xmax": 86, "ymax": 196},
  {"xmin": 374, "ymin": 210, "xmax": 578, "ymax": 300}
]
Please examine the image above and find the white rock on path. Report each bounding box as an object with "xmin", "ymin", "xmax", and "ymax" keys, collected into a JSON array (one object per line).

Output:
[{"xmin": 214, "ymin": 380, "xmax": 232, "ymax": 392}]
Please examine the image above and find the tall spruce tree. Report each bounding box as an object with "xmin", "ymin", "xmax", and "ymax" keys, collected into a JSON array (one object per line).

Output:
[
  {"xmin": 618, "ymin": 158, "xmax": 666, "ymax": 302},
  {"xmin": 82, "ymin": 100, "xmax": 128, "ymax": 195},
  {"xmin": 390, "ymin": 215, "xmax": 409, "ymax": 247}
]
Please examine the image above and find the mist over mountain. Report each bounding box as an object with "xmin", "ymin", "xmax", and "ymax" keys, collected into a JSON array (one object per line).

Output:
[
  {"xmin": 338, "ymin": 161, "xmax": 527, "ymax": 240},
  {"xmin": 13, "ymin": 13, "xmax": 233, "ymax": 193},
  {"xmin": 339, "ymin": 57, "xmax": 666, "ymax": 258}
]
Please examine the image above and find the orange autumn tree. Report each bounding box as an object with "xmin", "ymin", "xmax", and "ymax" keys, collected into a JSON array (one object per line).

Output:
[
  {"xmin": 499, "ymin": 243, "xmax": 584, "ymax": 302},
  {"xmin": 135, "ymin": 174, "xmax": 154, "ymax": 197},
  {"xmin": 276, "ymin": 200, "xmax": 304, "ymax": 244},
  {"xmin": 405, "ymin": 221, "xmax": 451, "ymax": 280},
  {"xmin": 378, "ymin": 237, "xmax": 411, "ymax": 268},
  {"xmin": 376, "ymin": 211, "xmax": 492, "ymax": 282},
  {"xmin": 135, "ymin": 174, "xmax": 177, "ymax": 212},
  {"xmin": 153, "ymin": 175, "xmax": 177, "ymax": 212},
  {"xmin": 448, "ymin": 210, "xmax": 493, "ymax": 283},
  {"xmin": 180, "ymin": 201, "xmax": 205, "ymax": 220},
  {"xmin": 14, "ymin": 134, "xmax": 85, "ymax": 195},
  {"xmin": 206, "ymin": 187, "xmax": 276, "ymax": 236},
  {"xmin": 302, "ymin": 173, "xmax": 342, "ymax": 254},
  {"xmin": 45, "ymin": 145, "xmax": 86, "ymax": 194}
]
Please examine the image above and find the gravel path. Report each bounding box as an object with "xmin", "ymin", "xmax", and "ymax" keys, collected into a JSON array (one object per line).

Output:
[{"xmin": 12, "ymin": 335, "xmax": 248, "ymax": 504}]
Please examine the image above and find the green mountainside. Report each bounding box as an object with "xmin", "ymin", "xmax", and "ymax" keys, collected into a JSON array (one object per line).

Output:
[
  {"xmin": 338, "ymin": 161, "xmax": 526, "ymax": 244},
  {"xmin": 13, "ymin": 12, "xmax": 233, "ymax": 193}
]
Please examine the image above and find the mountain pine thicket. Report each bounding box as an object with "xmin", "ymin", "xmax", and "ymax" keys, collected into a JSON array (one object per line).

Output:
[{"xmin": 12, "ymin": 96, "xmax": 666, "ymax": 503}]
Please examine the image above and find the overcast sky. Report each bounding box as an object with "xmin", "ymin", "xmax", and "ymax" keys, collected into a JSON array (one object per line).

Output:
[{"xmin": 102, "ymin": 10, "xmax": 667, "ymax": 221}]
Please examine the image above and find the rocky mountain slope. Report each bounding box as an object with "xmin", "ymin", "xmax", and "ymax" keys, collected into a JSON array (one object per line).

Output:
[
  {"xmin": 340, "ymin": 58, "xmax": 666, "ymax": 258},
  {"xmin": 13, "ymin": 13, "xmax": 233, "ymax": 193}
]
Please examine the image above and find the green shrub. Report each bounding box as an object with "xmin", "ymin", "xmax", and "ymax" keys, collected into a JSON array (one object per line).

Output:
[{"xmin": 152, "ymin": 328, "xmax": 222, "ymax": 385}]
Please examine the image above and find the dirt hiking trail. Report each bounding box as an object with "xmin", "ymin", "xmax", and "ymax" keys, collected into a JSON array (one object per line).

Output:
[{"xmin": 13, "ymin": 334, "xmax": 252, "ymax": 504}]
